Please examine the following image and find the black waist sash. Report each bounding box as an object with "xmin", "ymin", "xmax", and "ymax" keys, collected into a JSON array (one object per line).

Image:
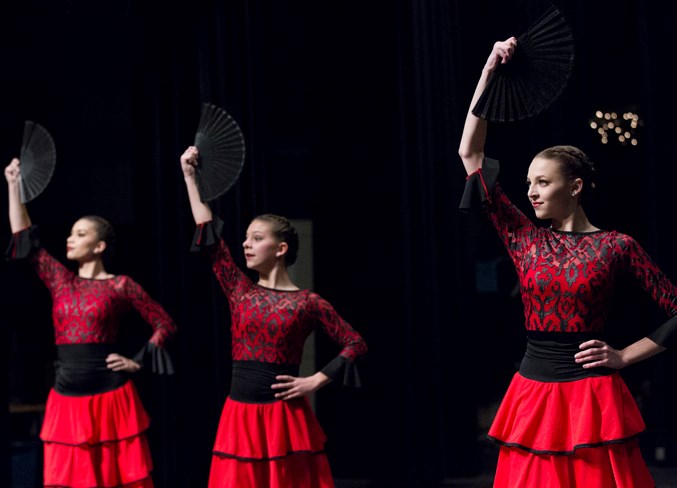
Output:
[
  {"xmin": 55, "ymin": 344, "xmax": 129, "ymax": 396},
  {"xmin": 230, "ymin": 361, "xmax": 300, "ymax": 404},
  {"xmin": 519, "ymin": 331, "xmax": 615, "ymax": 382}
]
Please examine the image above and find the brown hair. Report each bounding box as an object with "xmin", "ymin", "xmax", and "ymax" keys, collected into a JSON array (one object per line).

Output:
[
  {"xmin": 252, "ymin": 214, "xmax": 299, "ymax": 266},
  {"xmin": 535, "ymin": 145, "xmax": 597, "ymax": 203},
  {"xmin": 80, "ymin": 215, "xmax": 116, "ymax": 258}
]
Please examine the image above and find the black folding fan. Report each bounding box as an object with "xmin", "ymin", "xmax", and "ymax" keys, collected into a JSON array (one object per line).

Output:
[
  {"xmin": 193, "ymin": 103, "xmax": 246, "ymax": 202},
  {"xmin": 472, "ymin": 5, "xmax": 575, "ymax": 122},
  {"xmin": 19, "ymin": 120, "xmax": 57, "ymax": 203}
]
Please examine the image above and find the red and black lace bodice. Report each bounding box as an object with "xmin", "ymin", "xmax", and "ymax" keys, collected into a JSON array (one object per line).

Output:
[
  {"xmin": 209, "ymin": 239, "xmax": 367, "ymax": 365},
  {"xmin": 33, "ymin": 249, "xmax": 176, "ymax": 346},
  {"xmin": 9, "ymin": 228, "xmax": 176, "ymax": 347},
  {"xmin": 464, "ymin": 160, "xmax": 677, "ymax": 337}
]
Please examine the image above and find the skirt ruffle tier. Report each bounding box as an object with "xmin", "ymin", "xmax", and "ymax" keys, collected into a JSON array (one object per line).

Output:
[
  {"xmin": 40, "ymin": 381, "xmax": 154, "ymax": 488},
  {"xmin": 490, "ymin": 372, "xmax": 654, "ymax": 487},
  {"xmin": 494, "ymin": 439, "xmax": 653, "ymax": 487},
  {"xmin": 208, "ymin": 397, "xmax": 333, "ymax": 488}
]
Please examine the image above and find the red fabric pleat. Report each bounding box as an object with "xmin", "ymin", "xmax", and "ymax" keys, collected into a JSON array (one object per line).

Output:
[
  {"xmin": 493, "ymin": 439, "xmax": 654, "ymax": 487},
  {"xmin": 489, "ymin": 372, "xmax": 645, "ymax": 453},
  {"xmin": 208, "ymin": 396, "xmax": 333, "ymax": 487},
  {"xmin": 43, "ymin": 436, "xmax": 154, "ymax": 488},
  {"xmin": 40, "ymin": 382, "xmax": 154, "ymax": 487},
  {"xmin": 41, "ymin": 381, "xmax": 150, "ymax": 445},
  {"xmin": 211, "ymin": 397, "xmax": 327, "ymax": 460},
  {"xmin": 208, "ymin": 451, "xmax": 334, "ymax": 488}
]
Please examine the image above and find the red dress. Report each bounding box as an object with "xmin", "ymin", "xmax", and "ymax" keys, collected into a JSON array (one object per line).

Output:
[
  {"xmin": 8, "ymin": 227, "xmax": 177, "ymax": 488},
  {"xmin": 193, "ymin": 220, "xmax": 367, "ymax": 488},
  {"xmin": 463, "ymin": 158, "xmax": 677, "ymax": 487}
]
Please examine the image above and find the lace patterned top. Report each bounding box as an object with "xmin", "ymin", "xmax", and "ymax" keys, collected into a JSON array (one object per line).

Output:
[
  {"xmin": 463, "ymin": 159, "xmax": 677, "ymax": 339},
  {"xmin": 8, "ymin": 227, "xmax": 176, "ymax": 347},
  {"xmin": 213, "ymin": 239, "xmax": 366, "ymax": 362},
  {"xmin": 193, "ymin": 219, "xmax": 367, "ymax": 383}
]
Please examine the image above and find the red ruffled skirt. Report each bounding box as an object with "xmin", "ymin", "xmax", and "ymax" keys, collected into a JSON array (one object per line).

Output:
[
  {"xmin": 208, "ymin": 397, "xmax": 333, "ymax": 488},
  {"xmin": 489, "ymin": 372, "xmax": 654, "ymax": 487},
  {"xmin": 40, "ymin": 380, "xmax": 154, "ymax": 488}
]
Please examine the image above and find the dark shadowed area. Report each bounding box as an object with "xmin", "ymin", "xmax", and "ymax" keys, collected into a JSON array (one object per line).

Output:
[{"xmin": 2, "ymin": 1, "xmax": 677, "ymax": 486}]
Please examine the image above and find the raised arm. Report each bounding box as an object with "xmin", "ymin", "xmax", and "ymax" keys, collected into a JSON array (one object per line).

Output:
[
  {"xmin": 5, "ymin": 158, "xmax": 32, "ymax": 233},
  {"xmin": 458, "ymin": 37, "xmax": 516, "ymax": 175},
  {"xmin": 180, "ymin": 146, "xmax": 213, "ymax": 224}
]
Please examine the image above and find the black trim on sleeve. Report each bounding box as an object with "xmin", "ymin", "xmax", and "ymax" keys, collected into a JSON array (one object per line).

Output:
[
  {"xmin": 459, "ymin": 157, "xmax": 499, "ymax": 211},
  {"xmin": 321, "ymin": 355, "xmax": 363, "ymax": 388},
  {"xmin": 133, "ymin": 341, "xmax": 175, "ymax": 375},
  {"xmin": 190, "ymin": 216, "xmax": 224, "ymax": 252},
  {"xmin": 649, "ymin": 315, "xmax": 677, "ymax": 349},
  {"xmin": 5, "ymin": 225, "xmax": 40, "ymax": 260}
]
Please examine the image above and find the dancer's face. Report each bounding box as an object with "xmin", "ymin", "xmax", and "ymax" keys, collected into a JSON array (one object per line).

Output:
[
  {"xmin": 66, "ymin": 218, "xmax": 105, "ymax": 262},
  {"xmin": 526, "ymin": 157, "xmax": 580, "ymax": 221},
  {"xmin": 242, "ymin": 220, "xmax": 287, "ymax": 271}
]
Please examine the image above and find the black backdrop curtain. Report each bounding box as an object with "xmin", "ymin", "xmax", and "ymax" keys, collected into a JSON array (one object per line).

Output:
[{"xmin": 3, "ymin": 1, "xmax": 677, "ymax": 486}]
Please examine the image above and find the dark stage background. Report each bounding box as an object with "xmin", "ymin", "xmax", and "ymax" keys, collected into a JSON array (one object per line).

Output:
[{"xmin": 2, "ymin": 1, "xmax": 677, "ymax": 486}]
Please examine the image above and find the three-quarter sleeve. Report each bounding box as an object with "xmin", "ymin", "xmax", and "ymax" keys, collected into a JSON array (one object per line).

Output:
[
  {"xmin": 460, "ymin": 157, "xmax": 538, "ymax": 269},
  {"xmin": 190, "ymin": 216, "xmax": 224, "ymax": 252},
  {"xmin": 5, "ymin": 225, "xmax": 40, "ymax": 260},
  {"xmin": 310, "ymin": 292, "xmax": 367, "ymax": 387},
  {"xmin": 122, "ymin": 276, "xmax": 178, "ymax": 374},
  {"xmin": 459, "ymin": 156, "xmax": 500, "ymax": 211},
  {"xmin": 6, "ymin": 226, "xmax": 75, "ymax": 294},
  {"xmin": 191, "ymin": 216, "xmax": 253, "ymax": 305},
  {"xmin": 618, "ymin": 235, "xmax": 677, "ymax": 347}
]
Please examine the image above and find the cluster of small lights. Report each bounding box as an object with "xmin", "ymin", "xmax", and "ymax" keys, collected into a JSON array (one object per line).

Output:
[{"xmin": 589, "ymin": 110, "xmax": 640, "ymax": 146}]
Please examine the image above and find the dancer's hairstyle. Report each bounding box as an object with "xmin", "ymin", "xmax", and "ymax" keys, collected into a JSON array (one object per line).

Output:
[
  {"xmin": 80, "ymin": 215, "xmax": 116, "ymax": 262},
  {"xmin": 253, "ymin": 214, "xmax": 299, "ymax": 266},
  {"xmin": 535, "ymin": 145, "xmax": 597, "ymax": 204}
]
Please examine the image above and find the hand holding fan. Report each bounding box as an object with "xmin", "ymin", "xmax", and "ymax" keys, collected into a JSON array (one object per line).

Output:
[
  {"xmin": 19, "ymin": 120, "xmax": 57, "ymax": 203},
  {"xmin": 193, "ymin": 103, "xmax": 246, "ymax": 202},
  {"xmin": 472, "ymin": 5, "xmax": 575, "ymax": 122}
]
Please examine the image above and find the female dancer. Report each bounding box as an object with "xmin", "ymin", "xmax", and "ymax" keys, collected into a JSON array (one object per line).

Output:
[
  {"xmin": 5, "ymin": 157, "xmax": 177, "ymax": 488},
  {"xmin": 180, "ymin": 146, "xmax": 367, "ymax": 488},
  {"xmin": 458, "ymin": 38, "xmax": 677, "ymax": 486}
]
